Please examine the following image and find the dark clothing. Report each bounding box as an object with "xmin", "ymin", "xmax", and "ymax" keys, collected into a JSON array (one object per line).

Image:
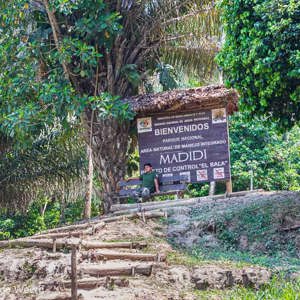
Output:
[
  {"xmin": 139, "ymin": 171, "xmax": 158, "ymax": 193},
  {"xmin": 132, "ymin": 187, "xmax": 151, "ymax": 201}
]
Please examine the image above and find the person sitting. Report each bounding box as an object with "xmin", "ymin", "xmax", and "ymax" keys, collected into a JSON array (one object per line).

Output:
[{"xmin": 132, "ymin": 163, "xmax": 160, "ymax": 200}]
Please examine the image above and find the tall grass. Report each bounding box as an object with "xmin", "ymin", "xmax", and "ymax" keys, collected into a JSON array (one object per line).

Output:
[
  {"xmin": 226, "ymin": 277, "xmax": 300, "ymax": 300},
  {"xmin": 195, "ymin": 277, "xmax": 300, "ymax": 300}
]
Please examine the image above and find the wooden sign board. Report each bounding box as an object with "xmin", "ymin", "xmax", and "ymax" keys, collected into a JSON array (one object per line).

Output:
[{"xmin": 137, "ymin": 108, "xmax": 231, "ymax": 183}]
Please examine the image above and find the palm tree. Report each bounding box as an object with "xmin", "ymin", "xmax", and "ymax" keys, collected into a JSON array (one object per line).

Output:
[
  {"xmin": 0, "ymin": 131, "xmax": 86, "ymax": 213},
  {"xmin": 2, "ymin": 0, "xmax": 222, "ymax": 212},
  {"xmin": 101, "ymin": 1, "xmax": 221, "ymax": 209}
]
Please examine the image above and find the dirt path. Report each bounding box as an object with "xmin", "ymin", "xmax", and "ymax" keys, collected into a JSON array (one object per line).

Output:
[
  {"xmin": 0, "ymin": 193, "xmax": 279, "ymax": 300},
  {"xmin": 0, "ymin": 215, "xmax": 195, "ymax": 300}
]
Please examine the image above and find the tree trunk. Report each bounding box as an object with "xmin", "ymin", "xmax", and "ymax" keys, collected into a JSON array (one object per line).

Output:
[
  {"xmin": 85, "ymin": 114, "xmax": 130, "ymax": 214},
  {"xmin": 84, "ymin": 145, "xmax": 93, "ymax": 219}
]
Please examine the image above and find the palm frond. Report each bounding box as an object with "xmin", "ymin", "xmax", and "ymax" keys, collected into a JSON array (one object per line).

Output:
[
  {"xmin": 115, "ymin": 0, "xmax": 222, "ymax": 86},
  {"xmin": 0, "ymin": 130, "xmax": 87, "ymax": 213}
]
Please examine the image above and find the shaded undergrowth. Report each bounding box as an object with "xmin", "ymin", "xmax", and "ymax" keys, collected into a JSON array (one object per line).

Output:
[{"xmin": 168, "ymin": 193, "xmax": 300, "ymax": 272}]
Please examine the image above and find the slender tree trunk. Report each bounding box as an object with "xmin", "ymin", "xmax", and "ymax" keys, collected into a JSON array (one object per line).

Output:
[
  {"xmin": 60, "ymin": 196, "xmax": 66, "ymax": 224},
  {"xmin": 84, "ymin": 145, "xmax": 93, "ymax": 219}
]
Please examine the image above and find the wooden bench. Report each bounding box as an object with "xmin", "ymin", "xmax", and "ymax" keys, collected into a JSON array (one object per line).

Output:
[{"xmin": 117, "ymin": 174, "xmax": 189, "ymax": 203}]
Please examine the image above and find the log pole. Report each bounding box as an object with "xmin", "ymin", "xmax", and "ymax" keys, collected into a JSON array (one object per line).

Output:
[
  {"xmin": 226, "ymin": 179, "xmax": 233, "ymax": 194},
  {"xmin": 80, "ymin": 251, "xmax": 166, "ymax": 262},
  {"xmin": 80, "ymin": 264, "xmax": 153, "ymax": 277},
  {"xmin": 71, "ymin": 246, "xmax": 77, "ymax": 300},
  {"xmin": 52, "ymin": 238, "xmax": 57, "ymax": 253},
  {"xmin": 40, "ymin": 278, "xmax": 129, "ymax": 291}
]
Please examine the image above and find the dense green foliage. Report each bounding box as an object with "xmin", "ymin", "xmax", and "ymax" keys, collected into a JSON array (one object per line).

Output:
[
  {"xmin": 196, "ymin": 277, "xmax": 300, "ymax": 300},
  {"xmin": 0, "ymin": 1, "xmax": 299, "ymax": 244},
  {"xmin": 0, "ymin": 0, "xmax": 219, "ymax": 212},
  {"xmin": 0, "ymin": 128, "xmax": 87, "ymax": 211},
  {"xmin": 1, "ymin": 112, "xmax": 299, "ymax": 237},
  {"xmin": 217, "ymin": 0, "xmax": 300, "ymax": 129},
  {"xmin": 230, "ymin": 114, "xmax": 300, "ymax": 191},
  {"xmin": 0, "ymin": 0, "xmax": 216, "ymax": 143},
  {"xmin": 225, "ymin": 278, "xmax": 300, "ymax": 300},
  {"xmin": 186, "ymin": 114, "xmax": 300, "ymax": 197},
  {"xmin": 0, "ymin": 0, "xmax": 133, "ymax": 143},
  {"xmin": 0, "ymin": 196, "xmax": 100, "ymax": 240},
  {"xmin": 0, "ymin": 0, "xmax": 137, "ymax": 212}
]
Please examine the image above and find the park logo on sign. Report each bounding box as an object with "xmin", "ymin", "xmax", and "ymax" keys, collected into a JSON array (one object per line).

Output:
[
  {"xmin": 212, "ymin": 108, "xmax": 227, "ymax": 124},
  {"xmin": 137, "ymin": 117, "xmax": 152, "ymax": 133},
  {"xmin": 213, "ymin": 167, "xmax": 225, "ymax": 179},
  {"xmin": 196, "ymin": 169, "xmax": 208, "ymax": 181}
]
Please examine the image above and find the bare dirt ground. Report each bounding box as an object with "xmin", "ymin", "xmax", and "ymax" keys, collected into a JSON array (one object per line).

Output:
[
  {"xmin": 0, "ymin": 218, "xmax": 196, "ymax": 300},
  {"xmin": 1, "ymin": 191, "xmax": 289, "ymax": 300}
]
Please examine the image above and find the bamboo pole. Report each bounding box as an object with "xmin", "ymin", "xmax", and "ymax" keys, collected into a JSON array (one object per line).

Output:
[
  {"xmin": 209, "ymin": 181, "xmax": 216, "ymax": 196},
  {"xmin": 111, "ymin": 195, "xmax": 228, "ymax": 212},
  {"xmin": 111, "ymin": 197, "xmax": 204, "ymax": 212},
  {"xmin": 33, "ymin": 211, "xmax": 164, "ymax": 239}
]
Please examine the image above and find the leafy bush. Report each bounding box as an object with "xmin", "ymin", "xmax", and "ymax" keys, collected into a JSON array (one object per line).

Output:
[
  {"xmin": 0, "ymin": 218, "xmax": 15, "ymax": 239},
  {"xmin": 0, "ymin": 196, "xmax": 101, "ymax": 240},
  {"xmin": 188, "ymin": 183, "xmax": 210, "ymax": 197},
  {"xmin": 217, "ymin": 0, "xmax": 300, "ymax": 129},
  {"xmin": 229, "ymin": 114, "xmax": 300, "ymax": 192}
]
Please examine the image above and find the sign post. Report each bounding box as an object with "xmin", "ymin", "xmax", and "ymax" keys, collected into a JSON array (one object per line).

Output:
[{"xmin": 137, "ymin": 108, "xmax": 231, "ymax": 185}]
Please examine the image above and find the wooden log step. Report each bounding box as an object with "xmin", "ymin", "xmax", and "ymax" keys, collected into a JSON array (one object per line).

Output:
[
  {"xmin": 31, "ymin": 211, "xmax": 165, "ymax": 239},
  {"xmin": 111, "ymin": 190, "xmax": 265, "ymax": 213},
  {"xmin": 35, "ymin": 220, "xmax": 106, "ymax": 235},
  {"xmin": 0, "ymin": 238, "xmax": 57, "ymax": 249},
  {"xmin": 0, "ymin": 211, "xmax": 163, "ymax": 250},
  {"xmin": 37, "ymin": 292, "xmax": 81, "ymax": 300},
  {"xmin": 80, "ymin": 262, "xmax": 153, "ymax": 277},
  {"xmin": 112, "ymin": 201, "xmax": 200, "ymax": 215},
  {"xmin": 80, "ymin": 250, "xmax": 166, "ymax": 262},
  {"xmin": 280, "ymin": 223, "xmax": 300, "ymax": 231},
  {"xmin": 101, "ymin": 211, "xmax": 166, "ymax": 223},
  {"xmin": 111, "ymin": 198, "xmax": 202, "ymax": 212},
  {"xmin": 33, "ymin": 222, "xmax": 105, "ymax": 240},
  {"xmin": 0, "ymin": 238, "xmax": 147, "ymax": 250},
  {"xmin": 41, "ymin": 277, "xmax": 129, "ymax": 291},
  {"xmin": 111, "ymin": 190, "xmax": 266, "ymax": 215},
  {"xmin": 81, "ymin": 241, "xmax": 148, "ymax": 250}
]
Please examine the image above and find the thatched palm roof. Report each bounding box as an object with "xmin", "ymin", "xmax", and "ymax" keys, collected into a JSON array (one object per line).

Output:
[{"xmin": 125, "ymin": 85, "xmax": 239, "ymax": 116}]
